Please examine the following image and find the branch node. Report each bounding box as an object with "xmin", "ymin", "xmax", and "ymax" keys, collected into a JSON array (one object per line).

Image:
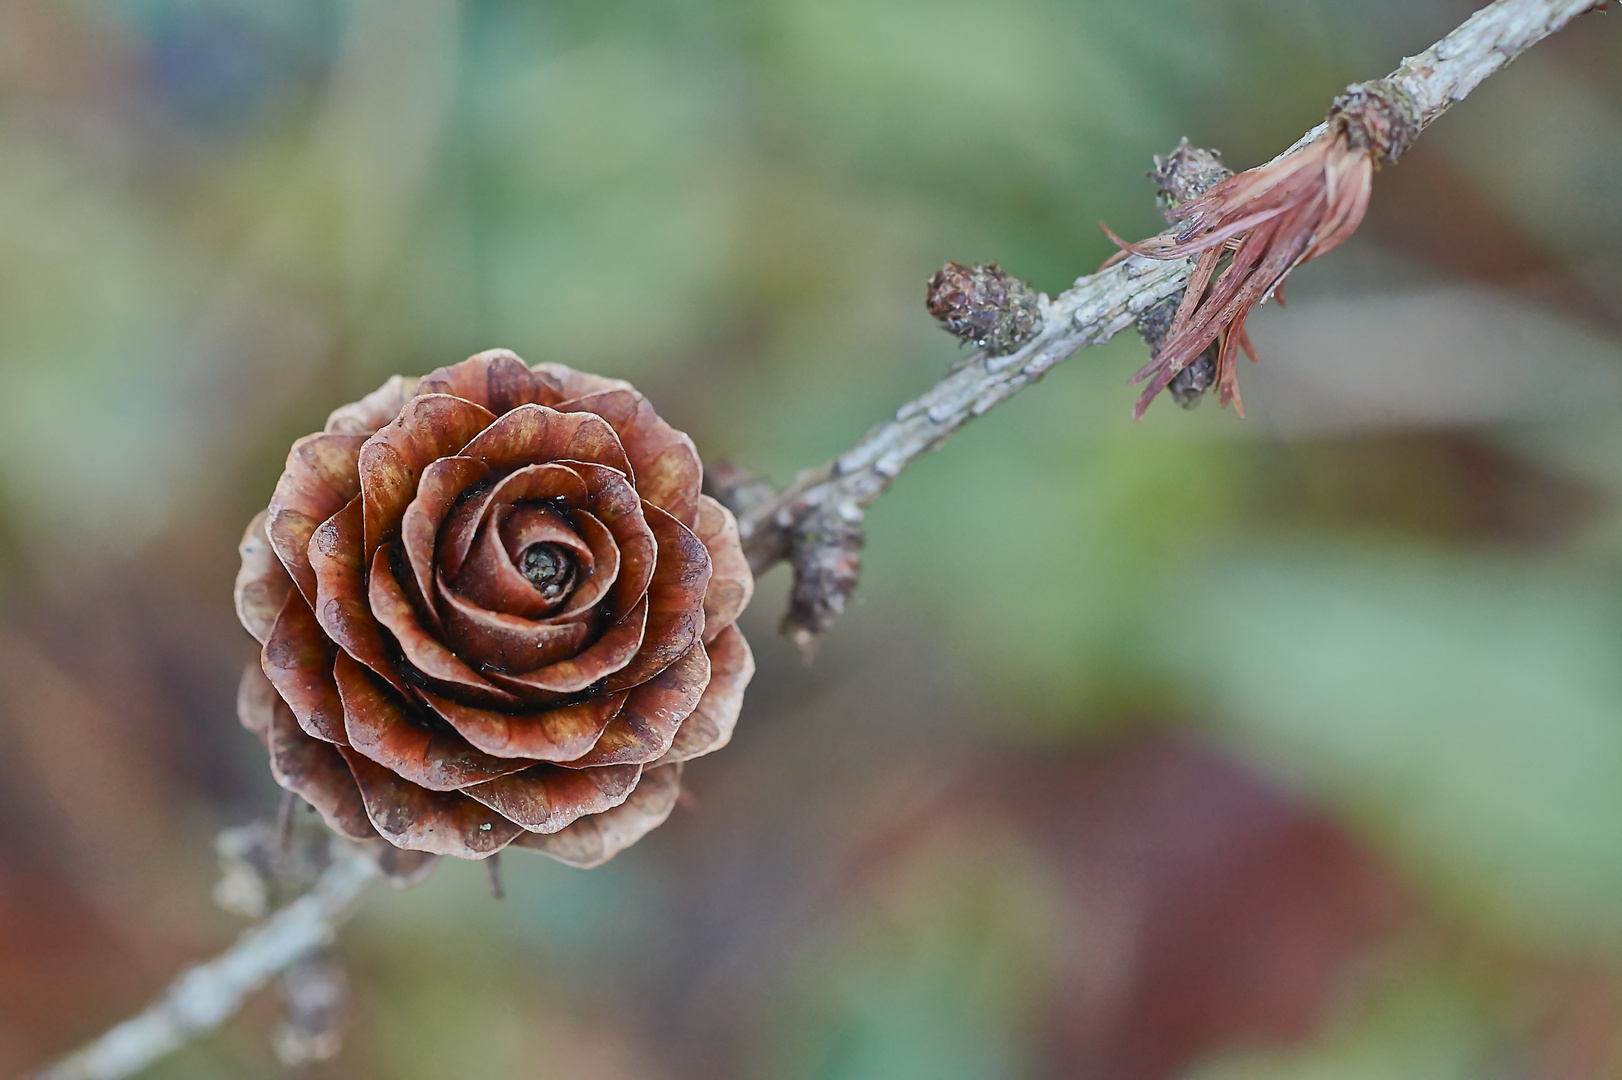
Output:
[
  {"xmin": 926, "ymin": 261, "xmax": 1043, "ymax": 356},
  {"xmin": 780, "ymin": 504, "xmax": 865, "ymax": 656},
  {"xmin": 1137, "ymin": 132, "xmax": 1233, "ymax": 412},
  {"xmin": 1137, "ymin": 290, "xmax": 1219, "ymax": 410},
  {"xmin": 1329, "ymin": 79, "xmax": 1422, "ymax": 164},
  {"xmin": 1149, "ymin": 137, "xmax": 1234, "ymax": 219}
]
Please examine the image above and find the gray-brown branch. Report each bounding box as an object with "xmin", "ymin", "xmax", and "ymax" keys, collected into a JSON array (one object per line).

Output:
[{"xmin": 736, "ymin": 0, "xmax": 1604, "ymax": 647}]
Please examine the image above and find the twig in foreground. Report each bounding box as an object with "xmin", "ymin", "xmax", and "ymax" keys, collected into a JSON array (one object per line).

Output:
[{"xmin": 34, "ymin": 850, "xmax": 378, "ymax": 1080}]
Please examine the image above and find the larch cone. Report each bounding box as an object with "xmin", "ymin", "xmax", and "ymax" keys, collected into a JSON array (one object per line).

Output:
[{"xmin": 234, "ymin": 350, "xmax": 755, "ymax": 872}]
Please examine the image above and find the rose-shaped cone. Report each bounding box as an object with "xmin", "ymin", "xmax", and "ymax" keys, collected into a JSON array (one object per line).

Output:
[{"xmin": 235, "ymin": 350, "xmax": 754, "ymax": 866}]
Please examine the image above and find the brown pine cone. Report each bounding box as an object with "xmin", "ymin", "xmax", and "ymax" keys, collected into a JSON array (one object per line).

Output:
[{"xmin": 233, "ymin": 350, "xmax": 754, "ymax": 868}]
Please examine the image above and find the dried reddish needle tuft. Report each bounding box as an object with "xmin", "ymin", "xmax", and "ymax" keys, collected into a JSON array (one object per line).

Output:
[{"xmin": 1107, "ymin": 80, "xmax": 1420, "ymax": 419}]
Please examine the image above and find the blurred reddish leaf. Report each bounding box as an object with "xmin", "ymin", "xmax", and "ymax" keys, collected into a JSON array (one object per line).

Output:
[{"xmin": 998, "ymin": 732, "xmax": 1408, "ymax": 1080}]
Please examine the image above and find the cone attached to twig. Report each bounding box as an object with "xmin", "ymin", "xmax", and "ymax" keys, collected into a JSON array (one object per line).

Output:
[
  {"xmin": 1106, "ymin": 80, "xmax": 1420, "ymax": 418},
  {"xmin": 234, "ymin": 351, "xmax": 756, "ymax": 869}
]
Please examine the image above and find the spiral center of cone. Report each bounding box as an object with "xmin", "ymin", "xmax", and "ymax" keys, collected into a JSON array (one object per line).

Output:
[{"xmin": 519, "ymin": 542, "xmax": 577, "ymax": 605}]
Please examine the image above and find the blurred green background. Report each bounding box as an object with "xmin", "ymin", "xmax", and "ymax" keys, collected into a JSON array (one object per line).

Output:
[{"xmin": 2, "ymin": 1, "xmax": 1620, "ymax": 1077}]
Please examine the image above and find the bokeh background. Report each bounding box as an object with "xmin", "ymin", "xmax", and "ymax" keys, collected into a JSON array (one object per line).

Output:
[{"xmin": 2, "ymin": 1, "xmax": 1621, "ymax": 1077}]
